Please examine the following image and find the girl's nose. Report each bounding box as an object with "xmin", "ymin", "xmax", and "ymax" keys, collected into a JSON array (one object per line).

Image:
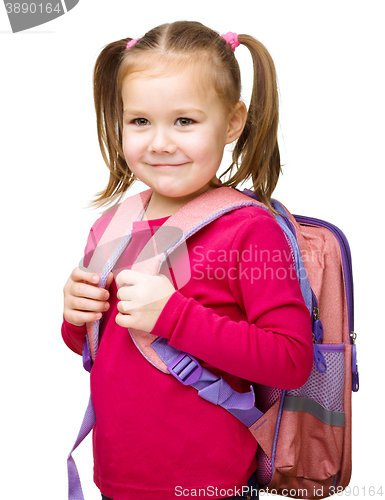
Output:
[{"xmin": 148, "ymin": 127, "xmax": 177, "ymax": 154}]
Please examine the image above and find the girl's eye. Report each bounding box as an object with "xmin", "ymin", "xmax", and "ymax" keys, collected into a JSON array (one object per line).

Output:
[
  {"xmin": 133, "ymin": 118, "xmax": 150, "ymax": 126},
  {"xmin": 176, "ymin": 118, "xmax": 194, "ymax": 126}
]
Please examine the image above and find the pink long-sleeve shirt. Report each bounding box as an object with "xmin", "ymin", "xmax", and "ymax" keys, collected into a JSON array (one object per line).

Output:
[{"xmin": 62, "ymin": 202, "xmax": 313, "ymax": 500}]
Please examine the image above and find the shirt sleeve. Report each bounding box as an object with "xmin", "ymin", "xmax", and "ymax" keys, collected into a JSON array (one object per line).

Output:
[
  {"xmin": 61, "ymin": 316, "xmax": 87, "ymax": 355},
  {"xmin": 151, "ymin": 213, "xmax": 313, "ymax": 390}
]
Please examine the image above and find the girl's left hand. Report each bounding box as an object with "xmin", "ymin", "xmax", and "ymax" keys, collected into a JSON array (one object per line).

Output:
[{"xmin": 115, "ymin": 270, "xmax": 175, "ymax": 332}]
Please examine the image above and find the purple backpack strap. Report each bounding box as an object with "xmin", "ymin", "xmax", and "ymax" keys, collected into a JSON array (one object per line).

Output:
[
  {"xmin": 67, "ymin": 396, "xmax": 96, "ymax": 500},
  {"xmin": 152, "ymin": 337, "xmax": 264, "ymax": 427}
]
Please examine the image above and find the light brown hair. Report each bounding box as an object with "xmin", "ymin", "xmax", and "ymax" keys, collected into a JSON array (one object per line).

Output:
[{"xmin": 92, "ymin": 21, "xmax": 281, "ymax": 211}]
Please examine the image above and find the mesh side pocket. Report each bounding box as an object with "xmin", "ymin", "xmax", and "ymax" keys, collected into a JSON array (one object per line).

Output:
[
  {"xmin": 272, "ymin": 343, "xmax": 346, "ymax": 481},
  {"xmin": 255, "ymin": 446, "xmax": 273, "ymax": 485},
  {"xmin": 287, "ymin": 343, "xmax": 345, "ymax": 412},
  {"xmin": 253, "ymin": 385, "xmax": 283, "ymax": 486}
]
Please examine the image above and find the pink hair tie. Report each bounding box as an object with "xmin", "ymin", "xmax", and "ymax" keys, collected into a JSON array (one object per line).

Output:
[
  {"xmin": 126, "ymin": 37, "xmax": 141, "ymax": 50},
  {"xmin": 221, "ymin": 32, "xmax": 240, "ymax": 52}
]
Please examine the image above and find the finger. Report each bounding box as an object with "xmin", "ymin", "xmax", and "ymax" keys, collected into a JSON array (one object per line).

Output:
[
  {"xmin": 117, "ymin": 300, "xmax": 138, "ymax": 314},
  {"xmin": 64, "ymin": 310, "xmax": 103, "ymax": 327},
  {"xmin": 71, "ymin": 266, "xmax": 100, "ymax": 285},
  {"xmin": 117, "ymin": 285, "xmax": 135, "ymax": 301},
  {"xmin": 116, "ymin": 269, "xmax": 145, "ymax": 288},
  {"xmin": 115, "ymin": 312, "xmax": 133, "ymax": 329},
  {"xmin": 72, "ymin": 281, "xmax": 110, "ymax": 302},
  {"xmin": 115, "ymin": 311, "xmax": 155, "ymax": 333},
  {"xmin": 71, "ymin": 296, "xmax": 110, "ymax": 314}
]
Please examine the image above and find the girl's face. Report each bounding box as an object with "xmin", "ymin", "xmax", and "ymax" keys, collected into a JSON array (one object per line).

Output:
[{"xmin": 121, "ymin": 63, "xmax": 245, "ymax": 207}]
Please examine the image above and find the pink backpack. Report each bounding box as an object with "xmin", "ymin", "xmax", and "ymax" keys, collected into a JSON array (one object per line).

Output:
[{"xmin": 68, "ymin": 187, "xmax": 358, "ymax": 500}]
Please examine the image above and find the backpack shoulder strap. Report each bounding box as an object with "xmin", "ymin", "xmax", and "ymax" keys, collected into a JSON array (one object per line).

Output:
[
  {"xmin": 84, "ymin": 186, "xmax": 267, "ymax": 365},
  {"xmin": 83, "ymin": 188, "xmax": 153, "ymax": 364}
]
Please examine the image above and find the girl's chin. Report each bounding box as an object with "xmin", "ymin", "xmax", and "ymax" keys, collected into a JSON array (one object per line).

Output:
[{"xmin": 149, "ymin": 184, "xmax": 211, "ymax": 202}]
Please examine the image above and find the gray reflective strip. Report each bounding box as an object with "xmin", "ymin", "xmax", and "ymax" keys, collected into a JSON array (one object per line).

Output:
[{"xmin": 283, "ymin": 396, "xmax": 345, "ymax": 427}]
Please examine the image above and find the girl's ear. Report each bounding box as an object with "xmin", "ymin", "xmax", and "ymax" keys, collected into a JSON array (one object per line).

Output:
[{"xmin": 225, "ymin": 101, "xmax": 248, "ymax": 145}]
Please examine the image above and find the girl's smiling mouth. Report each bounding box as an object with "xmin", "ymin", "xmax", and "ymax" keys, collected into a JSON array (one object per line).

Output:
[{"xmin": 149, "ymin": 162, "xmax": 189, "ymax": 167}]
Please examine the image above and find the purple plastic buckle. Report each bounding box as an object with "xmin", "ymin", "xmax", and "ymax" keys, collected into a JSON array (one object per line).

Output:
[
  {"xmin": 167, "ymin": 353, "xmax": 203, "ymax": 385},
  {"xmin": 82, "ymin": 341, "xmax": 92, "ymax": 373}
]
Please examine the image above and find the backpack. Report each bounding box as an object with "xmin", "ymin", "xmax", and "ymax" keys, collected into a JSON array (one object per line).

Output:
[{"xmin": 67, "ymin": 186, "xmax": 358, "ymax": 500}]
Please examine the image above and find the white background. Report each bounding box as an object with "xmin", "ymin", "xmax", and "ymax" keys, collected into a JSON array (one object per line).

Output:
[{"xmin": 0, "ymin": 1, "xmax": 384, "ymax": 498}]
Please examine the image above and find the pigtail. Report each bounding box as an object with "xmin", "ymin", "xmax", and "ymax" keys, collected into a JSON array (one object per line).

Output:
[
  {"xmin": 220, "ymin": 35, "xmax": 281, "ymax": 211},
  {"xmin": 90, "ymin": 38, "xmax": 134, "ymax": 209}
]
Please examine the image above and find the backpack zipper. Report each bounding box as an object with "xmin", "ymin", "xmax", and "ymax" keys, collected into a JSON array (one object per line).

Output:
[{"xmin": 293, "ymin": 215, "xmax": 354, "ymax": 337}]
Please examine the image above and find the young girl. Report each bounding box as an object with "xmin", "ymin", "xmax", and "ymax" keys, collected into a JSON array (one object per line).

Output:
[{"xmin": 62, "ymin": 21, "xmax": 313, "ymax": 500}]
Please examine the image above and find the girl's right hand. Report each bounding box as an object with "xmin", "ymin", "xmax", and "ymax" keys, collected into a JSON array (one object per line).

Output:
[{"xmin": 63, "ymin": 267, "xmax": 114, "ymax": 327}]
